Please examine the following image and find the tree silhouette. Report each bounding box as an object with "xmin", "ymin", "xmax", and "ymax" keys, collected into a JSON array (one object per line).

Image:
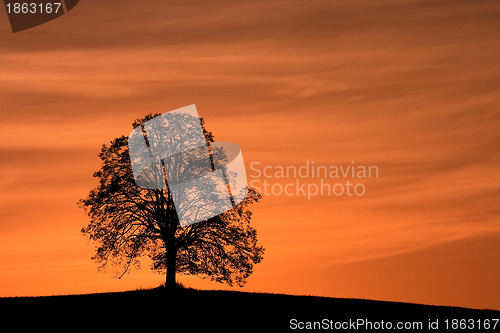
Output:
[{"xmin": 79, "ymin": 113, "xmax": 264, "ymax": 288}]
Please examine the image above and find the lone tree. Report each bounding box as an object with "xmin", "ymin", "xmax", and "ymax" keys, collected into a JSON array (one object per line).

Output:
[{"xmin": 79, "ymin": 113, "xmax": 264, "ymax": 288}]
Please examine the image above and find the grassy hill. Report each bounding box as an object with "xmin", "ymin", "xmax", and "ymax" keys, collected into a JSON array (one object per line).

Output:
[{"xmin": 1, "ymin": 287, "xmax": 498, "ymax": 331}]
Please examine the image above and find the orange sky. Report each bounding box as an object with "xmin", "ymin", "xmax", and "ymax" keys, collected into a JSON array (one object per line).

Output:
[{"xmin": 1, "ymin": 0, "xmax": 499, "ymax": 310}]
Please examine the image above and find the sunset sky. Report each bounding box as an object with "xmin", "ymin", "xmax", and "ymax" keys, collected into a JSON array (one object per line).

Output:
[{"xmin": 1, "ymin": 0, "xmax": 499, "ymax": 310}]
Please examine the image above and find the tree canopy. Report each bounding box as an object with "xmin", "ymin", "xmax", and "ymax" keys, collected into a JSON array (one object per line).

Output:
[{"xmin": 80, "ymin": 113, "xmax": 264, "ymax": 287}]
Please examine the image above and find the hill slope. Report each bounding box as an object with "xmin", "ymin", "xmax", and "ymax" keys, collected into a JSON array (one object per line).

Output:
[{"xmin": 1, "ymin": 288, "xmax": 498, "ymax": 331}]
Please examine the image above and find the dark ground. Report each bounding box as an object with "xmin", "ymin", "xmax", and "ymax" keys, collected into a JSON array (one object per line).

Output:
[{"xmin": 0, "ymin": 287, "xmax": 498, "ymax": 331}]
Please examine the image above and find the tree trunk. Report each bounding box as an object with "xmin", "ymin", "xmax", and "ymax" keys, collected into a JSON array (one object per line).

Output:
[
  {"xmin": 165, "ymin": 219, "xmax": 177, "ymax": 289},
  {"xmin": 165, "ymin": 246, "xmax": 177, "ymax": 289}
]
